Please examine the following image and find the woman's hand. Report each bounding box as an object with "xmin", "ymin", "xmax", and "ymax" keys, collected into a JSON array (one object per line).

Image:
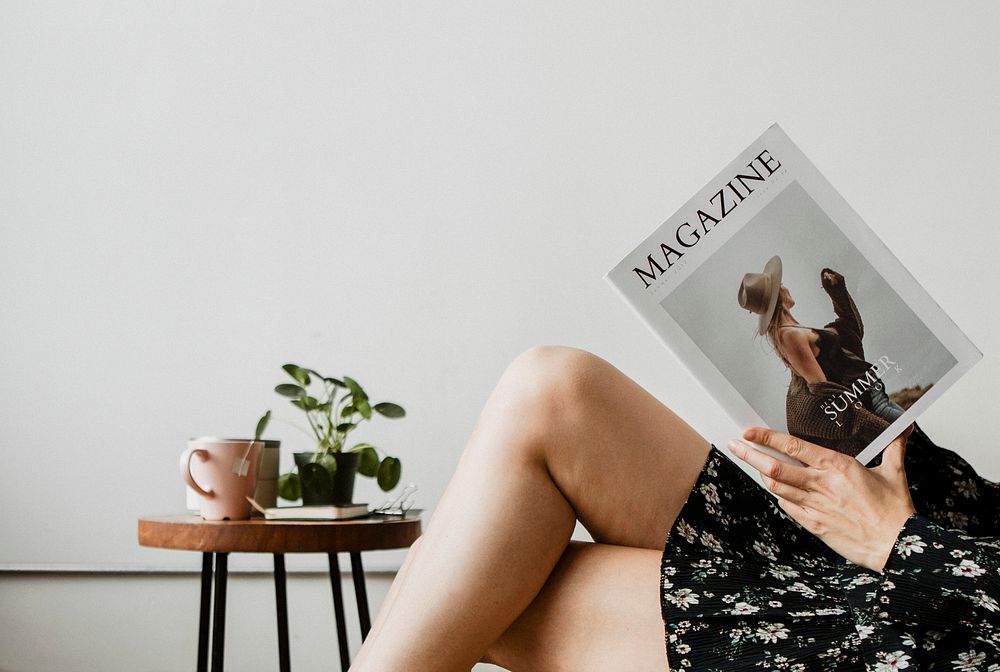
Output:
[
  {"xmin": 727, "ymin": 425, "xmax": 916, "ymax": 572},
  {"xmin": 821, "ymin": 267, "xmax": 843, "ymax": 289}
]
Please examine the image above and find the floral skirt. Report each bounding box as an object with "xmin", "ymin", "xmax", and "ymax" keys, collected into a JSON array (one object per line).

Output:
[{"xmin": 659, "ymin": 422, "xmax": 999, "ymax": 671}]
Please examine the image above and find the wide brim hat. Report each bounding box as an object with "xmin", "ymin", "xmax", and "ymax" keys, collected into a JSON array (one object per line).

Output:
[{"xmin": 737, "ymin": 255, "xmax": 783, "ymax": 335}]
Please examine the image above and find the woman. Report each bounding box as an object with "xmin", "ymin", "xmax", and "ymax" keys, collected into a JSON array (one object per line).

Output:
[
  {"xmin": 348, "ymin": 347, "xmax": 999, "ymax": 671},
  {"xmin": 739, "ymin": 254, "xmax": 907, "ymax": 458}
]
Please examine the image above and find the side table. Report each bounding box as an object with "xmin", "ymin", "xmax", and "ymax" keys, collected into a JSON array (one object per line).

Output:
[{"xmin": 138, "ymin": 512, "xmax": 422, "ymax": 672}]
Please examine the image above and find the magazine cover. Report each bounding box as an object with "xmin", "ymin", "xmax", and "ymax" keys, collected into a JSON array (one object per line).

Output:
[{"xmin": 604, "ymin": 123, "xmax": 982, "ymax": 481}]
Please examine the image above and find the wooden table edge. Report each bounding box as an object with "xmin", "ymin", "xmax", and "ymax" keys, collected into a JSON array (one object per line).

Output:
[{"xmin": 137, "ymin": 512, "xmax": 423, "ymax": 554}]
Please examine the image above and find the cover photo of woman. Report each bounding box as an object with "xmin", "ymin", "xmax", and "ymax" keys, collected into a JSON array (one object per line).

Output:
[{"xmin": 659, "ymin": 180, "xmax": 957, "ymax": 459}]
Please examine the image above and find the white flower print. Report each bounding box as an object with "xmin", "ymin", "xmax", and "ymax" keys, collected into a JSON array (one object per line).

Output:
[
  {"xmin": 952, "ymin": 559, "xmax": 985, "ymax": 578},
  {"xmin": 848, "ymin": 573, "xmax": 878, "ymax": 587},
  {"xmin": 728, "ymin": 626, "xmax": 750, "ymax": 644},
  {"xmin": 768, "ymin": 564, "xmax": 800, "ymax": 581},
  {"xmin": 973, "ymin": 590, "xmax": 999, "ymax": 612},
  {"xmin": 658, "ymin": 440, "xmax": 1000, "ymax": 671},
  {"xmin": 787, "ymin": 582, "xmax": 817, "ymax": 599},
  {"xmin": 699, "ymin": 531, "xmax": 723, "ymax": 552},
  {"xmin": 953, "ymin": 650, "xmax": 986, "ymax": 671},
  {"xmin": 895, "ymin": 535, "xmax": 926, "ymax": 558},
  {"xmin": 675, "ymin": 520, "xmax": 697, "ymax": 544},
  {"xmin": 955, "ymin": 478, "xmax": 979, "ymax": 499},
  {"xmin": 922, "ymin": 629, "xmax": 946, "ymax": 651},
  {"xmin": 855, "ymin": 624, "xmax": 875, "ymax": 640},
  {"xmin": 755, "ymin": 622, "xmax": 789, "ymax": 644},
  {"xmin": 753, "ymin": 540, "xmax": 778, "ymax": 561},
  {"xmin": 729, "ymin": 601, "xmax": 759, "ymax": 615},
  {"xmin": 873, "ymin": 649, "xmax": 911, "ymax": 670},
  {"xmin": 946, "ymin": 511, "xmax": 970, "ymax": 529},
  {"xmin": 665, "ymin": 588, "xmax": 700, "ymax": 610}
]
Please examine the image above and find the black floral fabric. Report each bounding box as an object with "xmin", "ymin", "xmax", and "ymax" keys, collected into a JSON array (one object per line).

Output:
[{"xmin": 659, "ymin": 422, "xmax": 1000, "ymax": 671}]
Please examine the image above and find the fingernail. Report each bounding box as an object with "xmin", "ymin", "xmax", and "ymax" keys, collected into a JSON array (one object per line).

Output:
[{"xmin": 727, "ymin": 439, "xmax": 744, "ymax": 455}]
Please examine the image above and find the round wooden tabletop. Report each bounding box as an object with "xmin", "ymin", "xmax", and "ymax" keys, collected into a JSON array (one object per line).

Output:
[{"xmin": 138, "ymin": 511, "xmax": 423, "ymax": 554}]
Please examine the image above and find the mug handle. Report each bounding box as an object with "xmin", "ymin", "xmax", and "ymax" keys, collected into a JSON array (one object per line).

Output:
[{"xmin": 180, "ymin": 447, "xmax": 214, "ymax": 498}]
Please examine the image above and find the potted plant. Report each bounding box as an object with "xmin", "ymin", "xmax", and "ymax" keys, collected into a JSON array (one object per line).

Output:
[{"xmin": 274, "ymin": 363, "xmax": 405, "ymax": 505}]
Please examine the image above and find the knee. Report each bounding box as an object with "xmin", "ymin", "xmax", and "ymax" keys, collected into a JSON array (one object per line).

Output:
[
  {"xmin": 471, "ymin": 346, "xmax": 607, "ymax": 464},
  {"xmin": 502, "ymin": 345, "xmax": 606, "ymax": 414}
]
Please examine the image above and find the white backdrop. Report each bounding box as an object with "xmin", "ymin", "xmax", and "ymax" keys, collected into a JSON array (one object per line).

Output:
[{"xmin": 2, "ymin": 1, "xmax": 998, "ymax": 573}]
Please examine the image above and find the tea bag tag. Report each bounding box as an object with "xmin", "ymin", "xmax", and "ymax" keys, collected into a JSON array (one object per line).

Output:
[
  {"xmin": 232, "ymin": 456, "xmax": 250, "ymax": 476},
  {"xmin": 231, "ymin": 440, "xmax": 256, "ymax": 476}
]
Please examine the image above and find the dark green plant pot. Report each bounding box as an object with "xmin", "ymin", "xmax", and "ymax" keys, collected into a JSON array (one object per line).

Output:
[{"xmin": 293, "ymin": 451, "xmax": 362, "ymax": 505}]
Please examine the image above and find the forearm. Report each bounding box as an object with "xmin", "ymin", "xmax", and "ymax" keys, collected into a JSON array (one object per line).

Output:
[{"xmin": 822, "ymin": 269, "xmax": 865, "ymax": 342}]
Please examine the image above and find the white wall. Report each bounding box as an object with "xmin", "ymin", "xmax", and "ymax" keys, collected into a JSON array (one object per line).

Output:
[
  {"xmin": 2, "ymin": 1, "xmax": 998, "ymax": 670},
  {"xmin": 0, "ymin": 571, "xmax": 503, "ymax": 671}
]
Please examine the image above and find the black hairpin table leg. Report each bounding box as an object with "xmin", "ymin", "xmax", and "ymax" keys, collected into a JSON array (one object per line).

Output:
[
  {"xmin": 274, "ymin": 554, "xmax": 291, "ymax": 672},
  {"xmin": 198, "ymin": 552, "xmax": 213, "ymax": 672},
  {"xmin": 328, "ymin": 553, "xmax": 351, "ymax": 672},
  {"xmin": 349, "ymin": 552, "xmax": 371, "ymax": 641},
  {"xmin": 212, "ymin": 552, "xmax": 229, "ymax": 672}
]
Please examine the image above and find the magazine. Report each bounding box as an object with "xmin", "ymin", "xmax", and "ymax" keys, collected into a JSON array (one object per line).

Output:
[{"xmin": 604, "ymin": 123, "xmax": 982, "ymax": 484}]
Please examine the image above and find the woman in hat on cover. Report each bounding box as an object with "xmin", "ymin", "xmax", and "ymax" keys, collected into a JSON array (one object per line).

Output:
[
  {"xmin": 737, "ymin": 254, "xmax": 908, "ymax": 458},
  {"xmin": 349, "ymin": 350, "xmax": 999, "ymax": 665}
]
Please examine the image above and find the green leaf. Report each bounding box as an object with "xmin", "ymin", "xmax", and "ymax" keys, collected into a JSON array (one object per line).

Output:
[
  {"xmin": 343, "ymin": 376, "xmax": 368, "ymax": 402},
  {"xmin": 324, "ymin": 376, "xmax": 345, "ymax": 387},
  {"xmin": 301, "ymin": 395, "xmax": 320, "ymax": 411},
  {"xmin": 340, "ymin": 404, "xmax": 355, "ymax": 417},
  {"xmin": 315, "ymin": 453, "xmax": 338, "ymax": 478},
  {"xmin": 275, "ymin": 383, "xmax": 306, "ymax": 398},
  {"xmin": 357, "ymin": 399, "xmax": 372, "ymax": 420},
  {"xmin": 282, "ymin": 364, "xmax": 311, "ymax": 387},
  {"xmin": 355, "ymin": 446, "xmax": 379, "ymax": 477},
  {"xmin": 254, "ymin": 410, "xmax": 271, "ymax": 440},
  {"xmin": 335, "ymin": 422, "xmax": 356, "ymax": 433},
  {"xmin": 300, "ymin": 463, "xmax": 333, "ymax": 500},
  {"xmin": 277, "ymin": 472, "xmax": 301, "ymax": 501},
  {"xmin": 373, "ymin": 402, "xmax": 405, "ymax": 418},
  {"xmin": 376, "ymin": 457, "xmax": 401, "ymax": 491}
]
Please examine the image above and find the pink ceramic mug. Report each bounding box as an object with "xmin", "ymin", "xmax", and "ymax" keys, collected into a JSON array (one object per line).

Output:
[{"xmin": 180, "ymin": 438, "xmax": 263, "ymax": 520}]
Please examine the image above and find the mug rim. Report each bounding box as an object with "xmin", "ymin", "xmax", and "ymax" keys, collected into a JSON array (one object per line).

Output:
[{"xmin": 188, "ymin": 436, "xmax": 280, "ymax": 447}]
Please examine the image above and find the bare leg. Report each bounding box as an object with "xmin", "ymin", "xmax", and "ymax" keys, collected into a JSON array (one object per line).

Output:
[
  {"xmin": 482, "ymin": 540, "xmax": 669, "ymax": 671},
  {"xmin": 350, "ymin": 346, "xmax": 711, "ymax": 671}
]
